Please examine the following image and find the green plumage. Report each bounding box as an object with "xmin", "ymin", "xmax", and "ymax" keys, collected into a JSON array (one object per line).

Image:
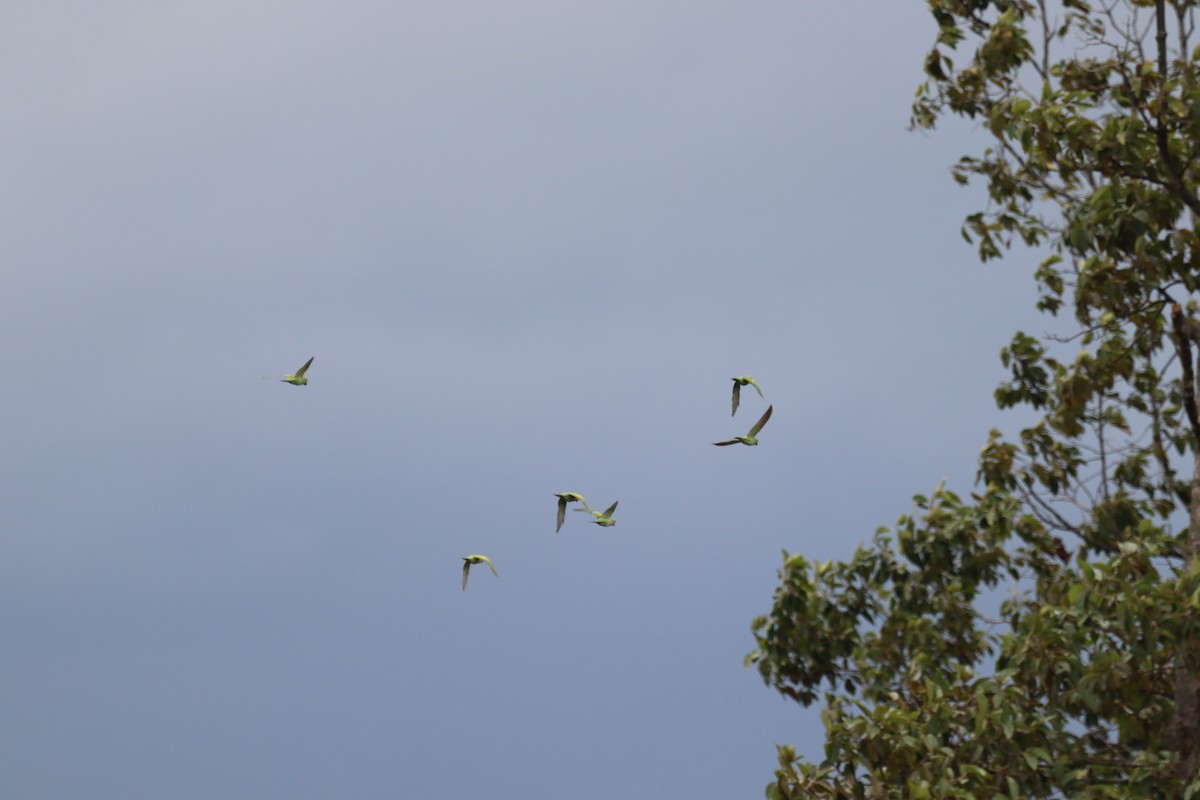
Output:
[
  {"xmin": 554, "ymin": 492, "xmax": 587, "ymax": 532},
  {"xmin": 730, "ymin": 376, "xmax": 765, "ymax": 416},
  {"xmin": 281, "ymin": 357, "xmax": 314, "ymax": 386},
  {"xmin": 714, "ymin": 404, "xmax": 773, "ymax": 446},
  {"xmin": 581, "ymin": 500, "xmax": 618, "ymax": 527},
  {"xmin": 462, "ymin": 554, "xmax": 498, "ymax": 591}
]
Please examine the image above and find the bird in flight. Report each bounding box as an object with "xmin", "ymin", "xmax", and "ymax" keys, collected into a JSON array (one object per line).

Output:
[
  {"xmin": 281, "ymin": 357, "xmax": 314, "ymax": 386},
  {"xmin": 462, "ymin": 555, "xmax": 499, "ymax": 591},
  {"xmin": 730, "ymin": 376, "xmax": 765, "ymax": 416},
  {"xmin": 577, "ymin": 500, "xmax": 618, "ymax": 527},
  {"xmin": 714, "ymin": 405, "xmax": 773, "ymax": 447},
  {"xmin": 554, "ymin": 492, "xmax": 588, "ymax": 533}
]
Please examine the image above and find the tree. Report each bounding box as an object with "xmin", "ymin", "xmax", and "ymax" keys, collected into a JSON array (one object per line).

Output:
[{"xmin": 747, "ymin": 2, "xmax": 1200, "ymax": 797}]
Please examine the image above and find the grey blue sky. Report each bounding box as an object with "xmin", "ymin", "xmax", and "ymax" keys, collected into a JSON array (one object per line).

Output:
[{"xmin": 1, "ymin": 3, "xmax": 1046, "ymax": 798}]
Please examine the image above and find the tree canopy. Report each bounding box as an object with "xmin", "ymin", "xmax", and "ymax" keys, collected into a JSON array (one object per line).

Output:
[{"xmin": 748, "ymin": 2, "xmax": 1200, "ymax": 797}]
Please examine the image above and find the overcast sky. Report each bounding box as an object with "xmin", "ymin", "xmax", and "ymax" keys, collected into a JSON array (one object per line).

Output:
[{"xmin": 0, "ymin": 3, "xmax": 1048, "ymax": 798}]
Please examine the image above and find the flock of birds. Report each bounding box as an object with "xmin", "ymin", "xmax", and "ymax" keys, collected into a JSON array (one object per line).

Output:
[{"xmin": 274, "ymin": 357, "xmax": 775, "ymax": 590}]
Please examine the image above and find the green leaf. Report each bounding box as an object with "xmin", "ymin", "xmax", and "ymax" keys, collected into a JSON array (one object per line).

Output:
[{"xmin": 755, "ymin": 4, "xmax": 1200, "ymax": 794}]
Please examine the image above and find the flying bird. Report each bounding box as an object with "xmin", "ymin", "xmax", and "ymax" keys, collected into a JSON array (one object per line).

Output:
[
  {"xmin": 554, "ymin": 492, "xmax": 588, "ymax": 533},
  {"xmin": 281, "ymin": 357, "xmax": 314, "ymax": 386},
  {"xmin": 714, "ymin": 404, "xmax": 774, "ymax": 446},
  {"xmin": 730, "ymin": 376, "xmax": 765, "ymax": 416},
  {"xmin": 578, "ymin": 500, "xmax": 618, "ymax": 527},
  {"xmin": 462, "ymin": 555, "xmax": 499, "ymax": 591}
]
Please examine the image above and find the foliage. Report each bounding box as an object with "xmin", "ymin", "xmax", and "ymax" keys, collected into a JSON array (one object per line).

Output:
[{"xmin": 749, "ymin": 2, "xmax": 1200, "ymax": 797}]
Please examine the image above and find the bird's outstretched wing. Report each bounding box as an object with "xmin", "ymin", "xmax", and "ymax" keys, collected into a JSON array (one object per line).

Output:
[
  {"xmin": 462, "ymin": 561, "xmax": 471, "ymax": 591},
  {"xmin": 556, "ymin": 497, "xmax": 567, "ymax": 532},
  {"xmin": 713, "ymin": 439, "xmax": 739, "ymax": 446},
  {"xmin": 747, "ymin": 405, "xmax": 773, "ymax": 437},
  {"xmin": 731, "ymin": 381, "xmax": 742, "ymax": 416},
  {"xmin": 295, "ymin": 357, "xmax": 314, "ymax": 378}
]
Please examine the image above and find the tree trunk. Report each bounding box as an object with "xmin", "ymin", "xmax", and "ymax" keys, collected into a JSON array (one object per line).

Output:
[{"xmin": 1172, "ymin": 453, "xmax": 1200, "ymax": 781}]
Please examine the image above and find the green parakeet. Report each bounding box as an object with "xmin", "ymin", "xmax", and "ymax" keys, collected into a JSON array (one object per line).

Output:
[
  {"xmin": 730, "ymin": 376, "xmax": 765, "ymax": 416},
  {"xmin": 554, "ymin": 492, "xmax": 587, "ymax": 533},
  {"xmin": 462, "ymin": 554, "xmax": 498, "ymax": 591},
  {"xmin": 281, "ymin": 357, "xmax": 314, "ymax": 386},
  {"xmin": 579, "ymin": 500, "xmax": 618, "ymax": 527},
  {"xmin": 714, "ymin": 404, "xmax": 773, "ymax": 446}
]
